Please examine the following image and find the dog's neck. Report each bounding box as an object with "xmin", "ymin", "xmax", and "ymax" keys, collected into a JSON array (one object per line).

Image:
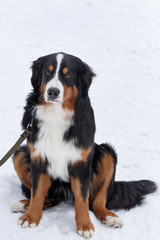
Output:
[{"xmin": 35, "ymin": 103, "xmax": 74, "ymax": 124}]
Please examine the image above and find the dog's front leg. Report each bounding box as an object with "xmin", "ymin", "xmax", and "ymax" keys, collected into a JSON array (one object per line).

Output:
[
  {"xmin": 70, "ymin": 162, "xmax": 94, "ymax": 238},
  {"xmin": 18, "ymin": 163, "xmax": 51, "ymax": 228}
]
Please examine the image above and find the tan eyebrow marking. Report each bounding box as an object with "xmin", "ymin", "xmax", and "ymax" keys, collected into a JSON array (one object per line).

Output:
[
  {"xmin": 48, "ymin": 65, "xmax": 54, "ymax": 72},
  {"xmin": 63, "ymin": 68, "xmax": 69, "ymax": 75}
]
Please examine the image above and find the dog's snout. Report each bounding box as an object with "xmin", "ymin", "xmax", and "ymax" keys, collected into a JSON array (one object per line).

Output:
[{"xmin": 47, "ymin": 87, "xmax": 60, "ymax": 100}]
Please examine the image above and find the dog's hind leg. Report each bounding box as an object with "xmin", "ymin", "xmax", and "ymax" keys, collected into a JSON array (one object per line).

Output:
[
  {"xmin": 11, "ymin": 145, "xmax": 32, "ymax": 213},
  {"xmin": 11, "ymin": 199, "xmax": 30, "ymax": 213},
  {"xmin": 11, "ymin": 145, "xmax": 52, "ymax": 213},
  {"xmin": 11, "ymin": 198, "xmax": 53, "ymax": 213},
  {"xmin": 13, "ymin": 145, "xmax": 32, "ymax": 190},
  {"xmin": 90, "ymin": 144, "xmax": 123, "ymax": 228}
]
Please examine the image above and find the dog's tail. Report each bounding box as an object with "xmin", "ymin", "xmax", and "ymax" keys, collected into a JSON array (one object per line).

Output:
[{"xmin": 106, "ymin": 180, "xmax": 157, "ymax": 210}]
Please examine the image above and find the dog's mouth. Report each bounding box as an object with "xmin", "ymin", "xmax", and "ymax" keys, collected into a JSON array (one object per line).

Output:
[{"xmin": 47, "ymin": 97, "xmax": 62, "ymax": 103}]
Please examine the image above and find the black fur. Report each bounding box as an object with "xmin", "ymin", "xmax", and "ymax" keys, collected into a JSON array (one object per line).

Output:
[
  {"xmin": 69, "ymin": 150, "xmax": 94, "ymax": 201},
  {"xmin": 22, "ymin": 184, "xmax": 31, "ymax": 199},
  {"xmin": 106, "ymin": 180, "xmax": 157, "ymax": 210},
  {"xmin": 64, "ymin": 97, "xmax": 96, "ymax": 148},
  {"xmin": 14, "ymin": 52, "xmax": 156, "ymax": 213},
  {"xmin": 21, "ymin": 142, "xmax": 157, "ymax": 210},
  {"xmin": 20, "ymin": 52, "xmax": 97, "ymax": 200},
  {"xmin": 30, "ymin": 161, "xmax": 48, "ymax": 197}
]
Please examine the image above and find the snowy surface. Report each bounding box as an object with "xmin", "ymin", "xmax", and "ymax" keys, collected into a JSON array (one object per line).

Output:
[{"xmin": 0, "ymin": 0, "xmax": 160, "ymax": 239}]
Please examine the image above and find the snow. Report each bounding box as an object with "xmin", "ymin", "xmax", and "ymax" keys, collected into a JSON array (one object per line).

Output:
[{"xmin": 0, "ymin": 0, "xmax": 160, "ymax": 239}]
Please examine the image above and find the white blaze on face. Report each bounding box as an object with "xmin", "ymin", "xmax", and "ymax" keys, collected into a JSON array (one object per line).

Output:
[{"xmin": 44, "ymin": 53, "xmax": 64, "ymax": 103}]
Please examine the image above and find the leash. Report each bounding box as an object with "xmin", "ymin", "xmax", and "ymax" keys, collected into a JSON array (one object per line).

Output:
[{"xmin": 0, "ymin": 125, "xmax": 31, "ymax": 167}]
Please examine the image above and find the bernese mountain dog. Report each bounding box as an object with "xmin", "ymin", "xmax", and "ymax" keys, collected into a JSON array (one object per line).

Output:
[{"xmin": 11, "ymin": 52, "xmax": 156, "ymax": 238}]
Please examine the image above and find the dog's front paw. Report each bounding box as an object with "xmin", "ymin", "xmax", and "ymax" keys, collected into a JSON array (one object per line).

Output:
[
  {"xmin": 18, "ymin": 214, "xmax": 40, "ymax": 228},
  {"xmin": 77, "ymin": 222, "xmax": 95, "ymax": 239},
  {"xmin": 104, "ymin": 216, "xmax": 123, "ymax": 228}
]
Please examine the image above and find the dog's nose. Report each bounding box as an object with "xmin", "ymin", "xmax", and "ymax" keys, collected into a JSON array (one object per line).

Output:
[{"xmin": 47, "ymin": 87, "xmax": 60, "ymax": 100}]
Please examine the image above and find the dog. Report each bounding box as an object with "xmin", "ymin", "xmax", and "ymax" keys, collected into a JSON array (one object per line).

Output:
[{"xmin": 11, "ymin": 52, "xmax": 157, "ymax": 238}]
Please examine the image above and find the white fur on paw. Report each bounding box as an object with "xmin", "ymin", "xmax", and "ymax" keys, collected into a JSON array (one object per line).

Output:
[
  {"xmin": 105, "ymin": 216, "xmax": 123, "ymax": 228},
  {"xmin": 21, "ymin": 220, "xmax": 29, "ymax": 228},
  {"xmin": 18, "ymin": 220, "xmax": 36, "ymax": 228},
  {"xmin": 78, "ymin": 229, "xmax": 94, "ymax": 238},
  {"xmin": 29, "ymin": 223, "xmax": 36, "ymax": 228},
  {"xmin": 18, "ymin": 220, "xmax": 23, "ymax": 225},
  {"xmin": 10, "ymin": 201, "xmax": 27, "ymax": 213}
]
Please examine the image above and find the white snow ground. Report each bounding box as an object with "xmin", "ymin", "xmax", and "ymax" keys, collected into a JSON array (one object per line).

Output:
[{"xmin": 0, "ymin": 0, "xmax": 160, "ymax": 239}]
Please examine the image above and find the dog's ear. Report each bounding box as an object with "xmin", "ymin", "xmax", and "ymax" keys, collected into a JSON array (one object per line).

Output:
[
  {"xmin": 30, "ymin": 57, "xmax": 44, "ymax": 90},
  {"xmin": 79, "ymin": 62, "xmax": 96, "ymax": 97}
]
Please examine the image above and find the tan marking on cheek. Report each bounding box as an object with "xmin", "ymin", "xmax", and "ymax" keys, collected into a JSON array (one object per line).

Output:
[
  {"xmin": 62, "ymin": 85, "xmax": 79, "ymax": 111},
  {"xmin": 48, "ymin": 65, "xmax": 54, "ymax": 72},
  {"xmin": 63, "ymin": 67, "xmax": 69, "ymax": 75},
  {"xmin": 63, "ymin": 84, "xmax": 73, "ymax": 102},
  {"xmin": 40, "ymin": 82, "xmax": 46, "ymax": 95},
  {"xmin": 38, "ymin": 82, "xmax": 48, "ymax": 105},
  {"xmin": 28, "ymin": 141, "xmax": 45, "ymax": 165}
]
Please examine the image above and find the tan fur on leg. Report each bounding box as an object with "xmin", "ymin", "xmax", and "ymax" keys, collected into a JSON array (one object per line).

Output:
[{"xmin": 18, "ymin": 174, "xmax": 51, "ymax": 228}]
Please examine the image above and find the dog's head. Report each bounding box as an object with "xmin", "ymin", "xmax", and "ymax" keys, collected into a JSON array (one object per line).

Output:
[{"xmin": 31, "ymin": 52, "xmax": 95, "ymax": 106}]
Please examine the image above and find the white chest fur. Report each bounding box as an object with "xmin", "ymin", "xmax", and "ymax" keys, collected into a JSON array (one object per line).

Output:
[{"xmin": 33, "ymin": 104, "xmax": 82, "ymax": 181}]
